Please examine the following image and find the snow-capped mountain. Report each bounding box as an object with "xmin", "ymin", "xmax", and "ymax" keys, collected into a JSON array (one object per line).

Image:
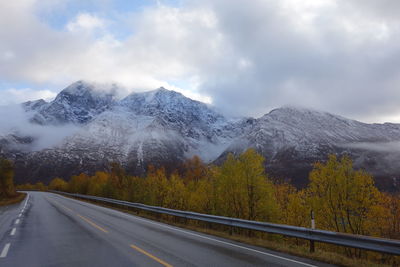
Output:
[
  {"xmin": 2, "ymin": 81, "xmax": 400, "ymax": 191},
  {"xmin": 5, "ymin": 82, "xmax": 238, "ymax": 182},
  {"xmin": 23, "ymin": 81, "xmax": 117, "ymax": 125},
  {"xmin": 219, "ymin": 107, "xmax": 400, "ymax": 188},
  {"xmin": 226, "ymin": 107, "xmax": 400, "ymax": 155},
  {"xmin": 55, "ymin": 86, "xmax": 237, "ymax": 172}
]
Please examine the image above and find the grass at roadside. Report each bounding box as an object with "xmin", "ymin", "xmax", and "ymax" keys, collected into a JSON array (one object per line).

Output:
[
  {"xmin": 59, "ymin": 194, "xmax": 394, "ymax": 267},
  {"xmin": 0, "ymin": 192, "xmax": 26, "ymax": 207}
]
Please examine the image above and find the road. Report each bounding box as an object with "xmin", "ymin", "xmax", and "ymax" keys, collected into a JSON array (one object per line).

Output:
[{"xmin": 0, "ymin": 192, "xmax": 332, "ymax": 267}]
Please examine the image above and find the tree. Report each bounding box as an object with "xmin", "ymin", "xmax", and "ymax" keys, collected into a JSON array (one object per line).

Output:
[
  {"xmin": 182, "ymin": 156, "xmax": 207, "ymax": 183},
  {"xmin": 68, "ymin": 173, "xmax": 89, "ymax": 194},
  {"xmin": 165, "ymin": 173, "xmax": 188, "ymax": 210},
  {"xmin": 0, "ymin": 158, "xmax": 15, "ymax": 199},
  {"xmin": 307, "ymin": 155, "xmax": 381, "ymax": 236},
  {"xmin": 215, "ymin": 149, "xmax": 278, "ymax": 222},
  {"xmin": 188, "ymin": 171, "xmax": 217, "ymax": 214},
  {"xmin": 16, "ymin": 183, "xmax": 34, "ymax": 191},
  {"xmin": 385, "ymin": 194, "xmax": 400, "ymax": 239},
  {"xmin": 239, "ymin": 149, "xmax": 278, "ymax": 221},
  {"xmin": 107, "ymin": 162, "xmax": 132, "ymax": 199},
  {"xmin": 49, "ymin": 177, "xmax": 68, "ymax": 191},
  {"xmin": 285, "ymin": 190, "xmax": 309, "ymax": 228},
  {"xmin": 215, "ymin": 153, "xmax": 244, "ymax": 218},
  {"xmin": 145, "ymin": 166, "xmax": 169, "ymax": 206},
  {"xmin": 275, "ymin": 183, "xmax": 309, "ymax": 226},
  {"xmin": 369, "ymin": 193, "xmax": 400, "ymax": 240},
  {"xmin": 34, "ymin": 182, "xmax": 47, "ymax": 191},
  {"xmin": 87, "ymin": 172, "xmax": 109, "ymax": 196}
]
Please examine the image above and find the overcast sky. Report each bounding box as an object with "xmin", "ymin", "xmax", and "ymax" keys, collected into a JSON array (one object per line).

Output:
[{"xmin": 1, "ymin": 0, "xmax": 400, "ymax": 123}]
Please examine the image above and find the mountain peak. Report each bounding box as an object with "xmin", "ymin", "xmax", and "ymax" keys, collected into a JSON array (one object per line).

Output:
[
  {"xmin": 118, "ymin": 87, "xmax": 226, "ymax": 138},
  {"xmin": 142, "ymin": 87, "xmax": 184, "ymax": 100},
  {"xmin": 53, "ymin": 81, "xmax": 117, "ymax": 110},
  {"xmin": 22, "ymin": 99, "xmax": 47, "ymax": 112},
  {"xmin": 155, "ymin": 86, "xmax": 168, "ymax": 91},
  {"xmin": 265, "ymin": 106, "xmax": 351, "ymax": 123},
  {"xmin": 121, "ymin": 87, "xmax": 189, "ymax": 108},
  {"xmin": 57, "ymin": 80, "xmax": 118, "ymax": 98},
  {"xmin": 60, "ymin": 80, "xmax": 94, "ymax": 96},
  {"xmin": 26, "ymin": 81, "xmax": 117, "ymax": 125},
  {"xmin": 269, "ymin": 106, "xmax": 324, "ymax": 116}
]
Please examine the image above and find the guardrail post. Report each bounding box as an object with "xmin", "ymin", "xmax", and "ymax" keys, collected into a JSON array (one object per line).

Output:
[{"xmin": 310, "ymin": 210, "xmax": 315, "ymax": 253}]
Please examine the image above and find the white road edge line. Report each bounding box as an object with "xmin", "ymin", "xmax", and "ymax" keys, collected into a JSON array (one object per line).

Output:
[
  {"xmin": 53, "ymin": 193, "xmax": 317, "ymax": 267},
  {"xmin": 0, "ymin": 243, "xmax": 10, "ymax": 258},
  {"xmin": 22, "ymin": 194, "xmax": 29, "ymax": 210},
  {"xmin": 18, "ymin": 213, "xmax": 22, "ymax": 218},
  {"xmin": 10, "ymin": 228, "xmax": 16, "ymax": 236},
  {"xmin": 15, "ymin": 219, "xmax": 20, "ymax": 225},
  {"xmin": 130, "ymin": 213, "xmax": 317, "ymax": 267}
]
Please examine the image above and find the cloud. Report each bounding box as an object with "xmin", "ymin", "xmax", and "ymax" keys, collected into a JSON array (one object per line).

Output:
[
  {"xmin": 0, "ymin": 104, "xmax": 79, "ymax": 150},
  {"xmin": 191, "ymin": 0, "xmax": 400, "ymax": 121},
  {"xmin": 345, "ymin": 141, "xmax": 400, "ymax": 153},
  {"xmin": 0, "ymin": 88, "xmax": 56, "ymax": 106},
  {"xmin": 1, "ymin": 0, "xmax": 400, "ymax": 122},
  {"xmin": 66, "ymin": 13, "xmax": 105, "ymax": 32}
]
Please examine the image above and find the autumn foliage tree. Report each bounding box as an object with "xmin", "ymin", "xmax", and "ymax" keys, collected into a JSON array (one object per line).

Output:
[
  {"xmin": 275, "ymin": 183, "xmax": 309, "ymax": 227},
  {"xmin": 307, "ymin": 155, "xmax": 382, "ymax": 236},
  {"xmin": 68, "ymin": 173, "xmax": 90, "ymax": 194},
  {"xmin": 144, "ymin": 166, "xmax": 169, "ymax": 207},
  {"xmin": 87, "ymin": 172, "xmax": 109, "ymax": 197},
  {"xmin": 182, "ymin": 156, "xmax": 207, "ymax": 183},
  {"xmin": 0, "ymin": 158, "xmax": 16, "ymax": 199},
  {"xmin": 214, "ymin": 149, "xmax": 278, "ymax": 222},
  {"xmin": 49, "ymin": 177, "xmax": 68, "ymax": 191}
]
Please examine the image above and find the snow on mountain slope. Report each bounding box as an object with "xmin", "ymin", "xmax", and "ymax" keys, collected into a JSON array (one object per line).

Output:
[
  {"xmin": 119, "ymin": 88, "xmax": 228, "ymax": 139},
  {"xmin": 3, "ymin": 81, "xmax": 400, "ymax": 191},
  {"xmin": 11, "ymin": 86, "xmax": 236, "ymax": 180},
  {"xmin": 59, "ymin": 88, "xmax": 237, "ymax": 169},
  {"xmin": 224, "ymin": 106, "xmax": 400, "ymax": 156},
  {"xmin": 23, "ymin": 81, "xmax": 117, "ymax": 125},
  {"xmin": 63, "ymin": 108, "xmax": 184, "ymax": 164},
  {"xmin": 218, "ymin": 106, "xmax": 400, "ymax": 189},
  {"xmin": 23, "ymin": 99, "xmax": 47, "ymax": 112}
]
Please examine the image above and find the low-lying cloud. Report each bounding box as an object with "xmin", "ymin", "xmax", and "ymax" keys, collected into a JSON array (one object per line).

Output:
[
  {"xmin": 0, "ymin": 88, "xmax": 56, "ymax": 106},
  {"xmin": 0, "ymin": 104, "xmax": 79, "ymax": 151},
  {"xmin": 345, "ymin": 141, "xmax": 400, "ymax": 153}
]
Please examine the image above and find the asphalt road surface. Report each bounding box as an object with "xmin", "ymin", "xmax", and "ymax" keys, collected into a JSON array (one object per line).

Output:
[{"xmin": 0, "ymin": 192, "xmax": 333, "ymax": 267}]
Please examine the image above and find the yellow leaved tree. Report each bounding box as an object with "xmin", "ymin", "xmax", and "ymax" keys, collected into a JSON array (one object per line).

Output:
[
  {"xmin": 307, "ymin": 155, "xmax": 381, "ymax": 236},
  {"xmin": 0, "ymin": 158, "xmax": 15, "ymax": 199},
  {"xmin": 215, "ymin": 149, "xmax": 278, "ymax": 222}
]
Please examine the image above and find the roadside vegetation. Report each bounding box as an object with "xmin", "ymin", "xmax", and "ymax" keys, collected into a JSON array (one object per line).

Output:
[
  {"xmin": 17, "ymin": 150, "xmax": 400, "ymax": 265},
  {"xmin": 0, "ymin": 157, "xmax": 26, "ymax": 206}
]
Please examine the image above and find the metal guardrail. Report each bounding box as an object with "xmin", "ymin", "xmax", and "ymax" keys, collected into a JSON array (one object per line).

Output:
[{"xmin": 51, "ymin": 190, "xmax": 400, "ymax": 255}]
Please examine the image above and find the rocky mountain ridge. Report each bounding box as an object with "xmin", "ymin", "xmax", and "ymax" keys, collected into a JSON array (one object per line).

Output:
[{"xmin": 2, "ymin": 81, "xmax": 400, "ymax": 191}]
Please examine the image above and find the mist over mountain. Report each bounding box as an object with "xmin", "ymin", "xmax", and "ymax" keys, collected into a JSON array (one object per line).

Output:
[{"xmin": 1, "ymin": 81, "xmax": 400, "ymax": 191}]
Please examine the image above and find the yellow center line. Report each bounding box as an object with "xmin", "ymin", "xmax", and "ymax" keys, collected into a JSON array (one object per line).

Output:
[
  {"xmin": 130, "ymin": 244, "xmax": 173, "ymax": 267},
  {"xmin": 56, "ymin": 202, "xmax": 73, "ymax": 212},
  {"xmin": 46, "ymin": 197, "xmax": 74, "ymax": 212},
  {"xmin": 47, "ymin": 197, "xmax": 108, "ymax": 233},
  {"xmin": 77, "ymin": 214, "xmax": 108, "ymax": 233},
  {"xmin": 48, "ymin": 197, "xmax": 171, "ymax": 266}
]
